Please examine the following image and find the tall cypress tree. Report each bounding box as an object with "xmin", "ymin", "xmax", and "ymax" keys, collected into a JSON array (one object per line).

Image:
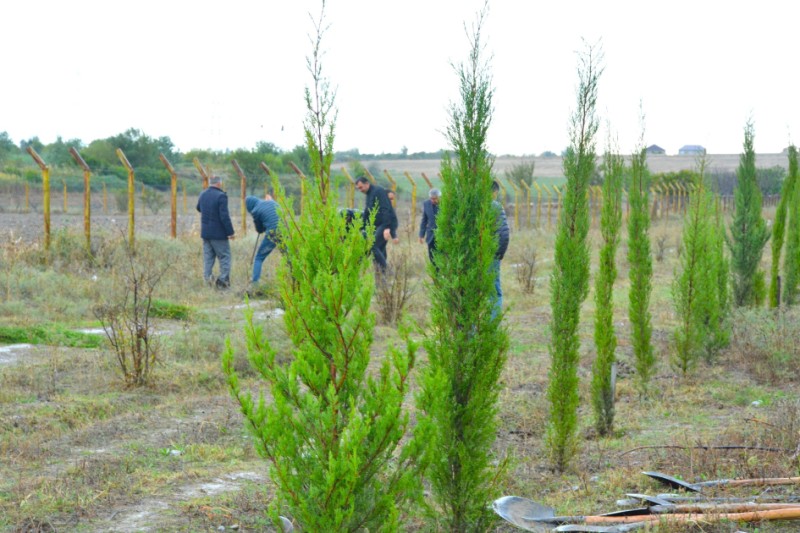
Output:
[
  {"xmin": 591, "ymin": 144, "xmax": 623, "ymax": 436},
  {"xmin": 628, "ymin": 142, "xmax": 655, "ymax": 395},
  {"xmin": 768, "ymin": 146, "xmax": 796, "ymax": 306},
  {"xmin": 728, "ymin": 120, "xmax": 770, "ymax": 307},
  {"xmin": 780, "ymin": 146, "xmax": 800, "ymax": 304},
  {"xmin": 222, "ymin": 5, "xmax": 424, "ymax": 530},
  {"xmin": 546, "ymin": 41, "xmax": 602, "ymax": 471},
  {"xmin": 417, "ymin": 7, "xmax": 509, "ymax": 531}
]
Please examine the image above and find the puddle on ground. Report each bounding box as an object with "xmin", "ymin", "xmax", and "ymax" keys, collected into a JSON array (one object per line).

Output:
[
  {"xmin": 252, "ymin": 308, "xmax": 285, "ymax": 321},
  {"xmin": 107, "ymin": 502, "xmax": 169, "ymax": 532},
  {"xmin": 76, "ymin": 328, "xmax": 106, "ymax": 335},
  {"xmin": 73, "ymin": 327, "xmax": 174, "ymax": 338},
  {"xmin": 0, "ymin": 343, "xmax": 33, "ymax": 366},
  {"xmin": 223, "ymin": 301, "xmax": 267, "ymax": 311},
  {"xmin": 180, "ymin": 471, "xmax": 266, "ymax": 499}
]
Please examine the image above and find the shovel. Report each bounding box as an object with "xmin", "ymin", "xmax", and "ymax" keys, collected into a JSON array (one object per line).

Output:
[
  {"xmin": 493, "ymin": 495, "xmax": 800, "ymax": 531},
  {"xmin": 655, "ymin": 493, "xmax": 800, "ymax": 504},
  {"xmin": 554, "ymin": 524, "xmax": 649, "ymax": 533},
  {"xmin": 493, "ymin": 496, "xmax": 665, "ymax": 529},
  {"xmin": 643, "ymin": 471, "xmax": 800, "ymax": 492}
]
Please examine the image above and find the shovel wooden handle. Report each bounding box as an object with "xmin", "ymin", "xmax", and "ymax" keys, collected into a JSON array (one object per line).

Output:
[
  {"xmin": 652, "ymin": 503, "xmax": 800, "ymax": 514},
  {"xmin": 585, "ymin": 507, "xmax": 800, "ymax": 524},
  {"xmin": 699, "ymin": 476, "xmax": 800, "ymax": 488}
]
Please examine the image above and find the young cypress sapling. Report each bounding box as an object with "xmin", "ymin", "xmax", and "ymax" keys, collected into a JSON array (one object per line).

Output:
[
  {"xmin": 222, "ymin": 4, "xmax": 425, "ymax": 530},
  {"xmin": 672, "ymin": 159, "xmax": 714, "ymax": 373},
  {"xmin": 781, "ymin": 146, "xmax": 800, "ymax": 304},
  {"xmin": 416, "ymin": 6, "xmax": 510, "ymax": 530},
  {"xmin": 591, "ymin": 142, "xmax": 623, "ymax": 436},
  {"xmin": 768, "ymin": 146, "xmax": 796, "ymax": 306},
  {"xmin": 728, "ymin": 120, "xmax": 770, "ymax": 307},
  {"xmin": 627, "ymin": 139, "xmax": 655, "ymax": 395},
  {"xmin": 545, "ymin": 40, "xmax": 602, "ymax": 471}
]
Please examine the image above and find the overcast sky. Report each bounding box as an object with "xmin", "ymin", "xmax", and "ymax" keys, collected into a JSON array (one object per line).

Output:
[{"xmin": 3, "ymin": 0, "xmax": 797, "ymax": 156}]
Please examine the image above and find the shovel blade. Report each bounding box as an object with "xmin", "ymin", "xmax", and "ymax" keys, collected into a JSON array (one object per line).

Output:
[
  {"xmin": 642, "ymin": 471, "xmax": 700, "ymax": 492},
  {"xmin": 493, "ymin": 496, "xmax": 555, "ymax": 532}
]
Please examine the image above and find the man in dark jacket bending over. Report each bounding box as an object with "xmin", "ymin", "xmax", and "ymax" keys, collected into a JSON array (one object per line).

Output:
[
  {"xmin": 196, "ymin": 175, "xmax": 235, "ymax": 288},
  {"xmin": 246, "ymin": 193, "xmax": 281, "ymax": 284},
  {"xmin": 355, "ymin": 176, "xmax": 398, "ymax": 272}
]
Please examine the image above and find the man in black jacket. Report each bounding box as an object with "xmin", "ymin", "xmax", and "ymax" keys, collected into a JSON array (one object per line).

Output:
[
  {"xmin": 492, "ymin": 180, "xmax": 510, "ymax": 319},
  {"xmin": 196, "ymin": 175, "xmax": 235, "ymax": 288},
  {"xmin": 355, "ymin": 176, "xmax": 398, "ymax": 272},
  {"xmin": 418, "ymin": 188, "xmax": 440, "ymax": 264}
]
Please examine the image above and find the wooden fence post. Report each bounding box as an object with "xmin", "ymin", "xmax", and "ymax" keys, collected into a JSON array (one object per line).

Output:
[
  {"xmin": 26, "ymin": 147, "xmax": 50, "ymax": 251},
  {"xmin": 159, "ymin": 153, "xmax": 178, "ymax": 238},
  {"xmin": 69, "ymin": 147, "xmax": 92, "ymax": 250},
  {"xmin": 116, "ymin": 148, "xmax": 136, "ymax": 249}
]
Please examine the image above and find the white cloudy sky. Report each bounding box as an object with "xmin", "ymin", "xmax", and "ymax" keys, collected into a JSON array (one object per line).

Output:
[{"xmin": 2, "ymin": 0, "xmax": 797, "ymax": 156}]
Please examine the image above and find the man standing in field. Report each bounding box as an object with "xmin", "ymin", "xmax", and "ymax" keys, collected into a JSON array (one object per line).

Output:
[
  {"xmin": 419, "ymin": 188, "xmax": 441, "ymax": 264},
  {"xmin": 246, "ymin": 193, "xmax": 281, "ymax": 284},
  {"xmin": 355, "ymin": 176, "xmax": 398, "ymax": 272},
  {"xmin": 196, "ymin": 175, "xmax": 235, "ymax": 288},
  {"xmin": 492, "ymin": 180, "xmax": 510, "ymax": 319}
]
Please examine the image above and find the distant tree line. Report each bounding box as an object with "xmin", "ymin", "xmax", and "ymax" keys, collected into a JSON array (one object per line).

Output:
[{"xmin": 0, "ymin": 129, "xmax": 452, "ymax": 196}]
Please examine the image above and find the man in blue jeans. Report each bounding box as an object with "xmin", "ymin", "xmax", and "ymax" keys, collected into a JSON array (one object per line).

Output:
[
  {"xmin": 491, "ymin": 180, "xmax": 510, "ymax": 319},
  {"xmin": 246, "ymin": 193, "xmax": 281, "ymax": 284},
  {"xmin": 196, "ymin": 175, "xmax": 235, "ymax": 288}
]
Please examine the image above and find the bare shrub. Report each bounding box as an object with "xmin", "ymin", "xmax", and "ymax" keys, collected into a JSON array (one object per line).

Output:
[
  {"xmin": 654, "ymin": 234, "xmax": 668, "ymax": 262},
  {"xmin": 94, "ymin": 240, "xmax": 172, "ymax": 386},
  {"xmin": 729, "ymin": 307, "xmax": 800, "ymax": 383},
  {"xmin": 514, "ymin": 243, "xmax": 537, "ymax": 294},
  {"xmin": 764, "ymin": 399, "xmax": 800, "ymax": 461},
  {"xmin": 142, "ymin": 188, "xmax": 166, "ymax": 215},
  {"xmin": 374, "ymin": 245, "xmax": 418, "ymax": 325}
]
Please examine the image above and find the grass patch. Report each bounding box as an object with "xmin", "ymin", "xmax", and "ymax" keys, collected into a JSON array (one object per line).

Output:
[
  {"xmin": 150, "ymin": 299, "xmax": 194, "ymax": 321},
  {"xmin": 0, "ymin": 324, "xmax": 103, "ymax": 348}
]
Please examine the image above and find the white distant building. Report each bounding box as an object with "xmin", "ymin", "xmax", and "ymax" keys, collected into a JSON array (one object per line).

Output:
[
  {"xmin": 678, "ymin": 144, "xmax": 706, "ymax": 155},
  {"xmin": 646, "ymin": 144, "xmax": 666, "ymax": 155}
]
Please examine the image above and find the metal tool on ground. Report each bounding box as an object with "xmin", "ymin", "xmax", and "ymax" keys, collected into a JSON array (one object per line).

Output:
[
  {"xmin": 494, "ymin": 495, "xmax": 800, "ymax": 531},
  {"xmin": 621, "ymin": 493, "xmax": 672, "ymax": 507},
  {"xmin": 643, "ymin": 471, "xmax": 800, "ymax": 492},
  {"xmin": 655, "ymin": 493, "xmax": 800, "ymax": 504},
  {"xmin": 611, "ymin": 501, "xmax": 800, "ymax": 516},
  {"xmin": 554, "ymin": 524, "xmax": 649, "ymax": 533},
  {"xmin": 492, "ymin": 496, "xmax": 554, "ymax": 532},
  {"xmin": 493, "ymin": 496, "xmax": 665, "ymax": 528}
]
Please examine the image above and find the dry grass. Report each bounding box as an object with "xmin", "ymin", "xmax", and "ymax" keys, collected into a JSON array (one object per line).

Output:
[{"xmin": 1, "ymin": 208, "xmax": 799, "ymax": 531}]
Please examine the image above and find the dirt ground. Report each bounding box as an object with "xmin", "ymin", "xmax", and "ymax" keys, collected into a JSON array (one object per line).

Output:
[{"xmin": 2, "ymin": 165, "xmax": 799, "ymax": 532}]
